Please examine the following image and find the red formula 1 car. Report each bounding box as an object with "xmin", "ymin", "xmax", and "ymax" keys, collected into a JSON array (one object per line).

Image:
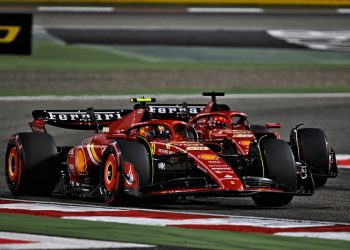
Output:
[
  {"xmin": 4, "ymin": 98, "xmax": 332, "ymax": 207},
  {"xmin": 186, "ymin": 92, "xmax": 338, "ymax": 189}
]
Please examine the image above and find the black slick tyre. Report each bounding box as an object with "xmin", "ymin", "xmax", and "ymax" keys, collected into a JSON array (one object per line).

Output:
[
  {"xmin": 5, "ymin": 133, "xmax": 59, "ymax": 196},
  {"xmin": 252, "ymin": 193, "xmax": 294, "ymax": 207},
  {"xmin": 298, "ymin": 128, "xmax": 329, "ymax": 188},
  {"xmin": 252, "ymin": 138, "xmax": 296, "ymax": 207}
]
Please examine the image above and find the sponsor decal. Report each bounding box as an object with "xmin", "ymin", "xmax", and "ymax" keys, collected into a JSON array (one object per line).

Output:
[
  {"xmin": 208, "ymin": 160, "xmax": 222, "ymax": 164},
  {"xmin": 238, "ymin": 140, "xmax": 251, "ymax": 146},
  {"xmin": 148, "ymin": 105, "xmax": 203, "ymax": 115},
  {"xmin": 209, "ymin": 164, "xmax": 228, "ymax": 168},
  {"xmin": 186, "ymin": 146, "xmax": 209, "ymax": 151},
  {"xmin": 0, "ymin": 26, "xmax": 21, "ymax": 44},
  {"xmin": 220, "ymin": 174, "xmax": 235, "ymax": 180},
  {"xmin": 198, "ymin": 154, "xmax": 219, "ymax": 161},
  {"xmin": 0, "ymin": 14, "xmax": 32, "ymax": 55},
  {"xmin": 46, "ymin": 111, "xmax": 122, "ymax": 122},
  {"xmin": 125, "ymin": 166, "xmax": 134, "ymax": 185},
  {"xmin": 233, "ymin": 132, "xmax": 252, "ymax": 138},
  {"xmin": 157, "ymin": 162, "xmax": 166, "ymax": 170},
  {"xmin": 211, "ymin": 167, "xmax": 232, "ymax": 171},
  {"xmin": 74, "ymin": 147, "xmax": 87, "ymax": 174},
  {"xmin": 124, "ymin": 162, "xmax": 139, "ymax": 193}
]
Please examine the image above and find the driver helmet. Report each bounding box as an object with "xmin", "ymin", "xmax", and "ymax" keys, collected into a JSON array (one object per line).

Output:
[
  {"xmin": 140, "ymin": 126, "xmax": 153, "ymax": 138},
  {"xmin": 209, "ymin": 116, "xmax": 228, "ymax": 129},
  {"xmin": 154, "ymin": 125, "xmax": 169, "ymax": 139}
]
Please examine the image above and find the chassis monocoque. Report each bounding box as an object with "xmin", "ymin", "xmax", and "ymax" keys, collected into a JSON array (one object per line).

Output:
[{"xmin": 5, "ymin": 98, "xmax": 336, "ymax": 207}]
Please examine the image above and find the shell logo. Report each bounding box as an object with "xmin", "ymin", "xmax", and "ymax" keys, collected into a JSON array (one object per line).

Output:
[
  {"xmin": 75, "ymin": 148, "xmax": 86, "ymax": 174},
  {"xmin": 239, "ymin": 140, "xmax": 251, "ymax": 146},
  {"xmin": 198, "ymin": 154, "xmax": 219, "ymax": 161}
]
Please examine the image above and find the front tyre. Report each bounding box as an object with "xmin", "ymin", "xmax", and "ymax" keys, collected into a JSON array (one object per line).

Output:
[
  {"xmin": 297, "ymin": 128, "xmax": 329, "ymax": 188},
  {"xmin": 252, "ymin": 138, "xmax": 296, "ymax": 207},
  {"xmin": 252, "ymin": 193, "xmax": 294, "ymax": 207}
]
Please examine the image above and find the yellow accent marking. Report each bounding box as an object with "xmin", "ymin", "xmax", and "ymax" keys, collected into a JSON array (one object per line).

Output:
[
  {"xmin": 130, "ymin": 98, "xmax": 155, "ymax": 103},
  {"xmin": 150, "ymin": 144, "xmax": 156, "ymax": 155},
  {"xmin": 0, "ymin": 26, "xmax": 21, "ymax": 44},
  {"xmin": 90, "ymin": 143, "xmax": 102, "ymax": 163},
  {"xmin": 258, "ymin": 135, "xmax": 268, "ymax": 178}
]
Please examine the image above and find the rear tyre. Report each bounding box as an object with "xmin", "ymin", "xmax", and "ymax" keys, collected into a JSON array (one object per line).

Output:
[
  {"xmin": 5, "ymin": 133, "xmax": 59, "ymax": 196},
  {"xmin": 252, "ymin": 139, "xmax": 296, "ymax": 207},
  {"xmin": 298, "ymin": 128, "xmax": 329, "ymax": 188},
  {"xmin": 250, "ymin": 124, "xmax": 268, "ymax": 134},
  {"xmin": 101, "ymin": 147, "xmax": 123, "ymax": 205}
]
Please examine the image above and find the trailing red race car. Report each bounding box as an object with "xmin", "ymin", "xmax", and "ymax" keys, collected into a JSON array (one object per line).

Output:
[{"xmin": 5, "ymin": 97, "xmax": 332, "ymax": 207}]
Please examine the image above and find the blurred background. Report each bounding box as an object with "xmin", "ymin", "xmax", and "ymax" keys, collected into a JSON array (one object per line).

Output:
[{"xmin": 0, "ymin": 0, "xmax": 350, "ymax": 95}]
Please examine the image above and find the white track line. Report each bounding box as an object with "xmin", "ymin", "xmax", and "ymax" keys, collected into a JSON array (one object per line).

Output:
[
  {"xmin": 187, "ymin": 7, "xmax": 264, "ymax": 13},
  {"xmin": 37, "ymin": 6, "xmax": 114, "ymax": 13},
  {"xmin": 275, "ymin": 232, "xmax": 350, "ymax": 242},
  {"xmin": 1, "ymin": 93, "xmax": 350, "ymax": 102},
  {"xmin": 0, "ymin": 232, "xmax": 153, "ymax": 249},
  {"xmin": 337, "ymin": 8, "xmax": 350, "ymax": 14},
  {"xmin": 1, "ymin": 198, "xmax": 349, "ymax": 227}
]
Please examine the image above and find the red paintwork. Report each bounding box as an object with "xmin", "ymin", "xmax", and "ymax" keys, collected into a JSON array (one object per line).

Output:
[
  {"xmin": 31, "ymin": 103, "xmax": 286, "ymax": 198},
  {"xmin": 63, "ymin": 106, "xmax": 248, "ymax": 193},
  {"xmin": 191, "ymin": 111, "xmax": 256, "ymax": 155}
]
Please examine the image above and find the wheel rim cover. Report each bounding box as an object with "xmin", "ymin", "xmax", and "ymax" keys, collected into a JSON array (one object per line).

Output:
[
  {"xmin": 104, "ymin": 154, "xmax": 116, "ymax": 192},
  {"xmin": 8, "ymin": 147, "xmax": 19, "ymax": 183}
]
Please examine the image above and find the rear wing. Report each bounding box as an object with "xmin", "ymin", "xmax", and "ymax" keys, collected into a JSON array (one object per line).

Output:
[
  {"xmin": 32, "ymin": 105, "xmax": 204, "ymax": 129},
  {"xmin": 148, "ymin": 104, "xmax": 204, "ymax": 120},
  {"xmin": 32, "ymin": 109, "xmax": 132, "ymax": 130},
  {"xmin": 31, "ymin": 103, "xmax": 229, "ymax": 130}
]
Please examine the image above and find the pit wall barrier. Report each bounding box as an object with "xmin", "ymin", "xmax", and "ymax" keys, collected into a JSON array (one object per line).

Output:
[{"xmin": 2, "ymin": 0, "xmax": 350, "ymax": 7}]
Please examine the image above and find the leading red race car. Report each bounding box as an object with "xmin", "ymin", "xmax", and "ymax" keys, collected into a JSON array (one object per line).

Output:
[{"xmin": 5, "ymin": 98, "xmax": 325, "ymax": 207}]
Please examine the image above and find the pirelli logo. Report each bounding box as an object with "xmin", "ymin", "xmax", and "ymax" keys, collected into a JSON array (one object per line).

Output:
[{"xmin": 0, "ymin": 14, "xmax": 32, "ymax": 55}]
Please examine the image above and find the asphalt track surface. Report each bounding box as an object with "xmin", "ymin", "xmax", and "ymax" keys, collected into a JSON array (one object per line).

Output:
[
  {"xmin": 33, "ymin": 12, "xmax": 350, "ymax": 30},
  {"xmin": 31, "ymin": 11, "xmax": 350, "ymax": 48},
  {"xmin": 1, "ymin": 96, "xmax": 350, "ymax": 223}
]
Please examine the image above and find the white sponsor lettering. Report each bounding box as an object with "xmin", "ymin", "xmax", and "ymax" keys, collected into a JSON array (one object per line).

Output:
[{"xmin": 58, "ymin": 114, "xmax": 67, "ymax": 120}]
